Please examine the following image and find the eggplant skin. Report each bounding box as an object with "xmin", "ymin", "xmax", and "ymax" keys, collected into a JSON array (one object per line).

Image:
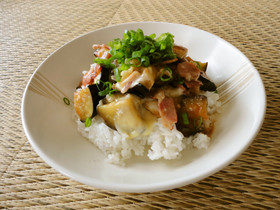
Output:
[
  {"xmin": 87, "ymin": 67, "xmax": 112, "ymax": 117},
  {"xmin": 127, "ymin": 84, "xmax": 149, "ymax": 98},
  {"xmin": 100, "ymin": 67, "xmax": 110, "ymax": 82},
  {"xmin": 198, "ymin": 75, "xmax": 217, "ymax": 91},
  {"xmin": 88, "ymin": 85, "xmax": 103, "ymax": 117}
]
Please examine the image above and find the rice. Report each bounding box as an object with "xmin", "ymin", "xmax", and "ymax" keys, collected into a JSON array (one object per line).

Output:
[{"xmin": 77, "ymin": 92, "xmax": 221, "ymax": 165}]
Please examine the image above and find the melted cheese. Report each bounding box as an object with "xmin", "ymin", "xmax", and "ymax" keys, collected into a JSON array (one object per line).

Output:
[{"xmin": 97, "ymin": 94, "xmax": 157, "ymax": 138}]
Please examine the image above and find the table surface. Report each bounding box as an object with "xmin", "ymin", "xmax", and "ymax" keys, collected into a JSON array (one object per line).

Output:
[{"xmin": 1, "ymin": 0, "xmax": 279, "ymax": 209}]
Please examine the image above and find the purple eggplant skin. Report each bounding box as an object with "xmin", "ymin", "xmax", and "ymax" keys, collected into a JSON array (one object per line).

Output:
[
  {"xmin": 198, "ymin": 75, "xmax": 217, "ymax": 92},
  {"xmin": 127, "ymin": 84, "xmax": 149, "ymax": 98},
  {"xmin": 88, "ymin": 67, "xmax": 112, "ymax": 117}
]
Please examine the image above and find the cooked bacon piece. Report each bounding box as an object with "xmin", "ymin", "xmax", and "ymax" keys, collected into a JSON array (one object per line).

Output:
[
  {"xmin": 159, "ymin": 97, "xmax": 177, "ymax": 130},
  {"xmin": 116, "ymin": 70, "xmax": 141, "ymax": 94},
  {"xmin": 176, "ymin": 61, "xmax": 201, "ymax": 82},
  {"xmin": 115, "ymin": 66, "xmax": 157, "ymax": 94},
  {"xmin": 162, "ymin": 85, "xmax": 186, "ymax": 98},
  {"xmin": 161, "ymin": 58, "xmax": 178, "ymax": 64},
  {"xmin": 185, "ymin": 80, "xmax": 202, "ymax": 95},
  {"xmin": 92, "ymin": 44, "xmax": 111, "ymax": 59},
  {"xmin": 82, "ymin": 63, "xmax": 101, "ymax": 87},
  {"xmin": 173, "ymin": 45, "xmax": 188, "ymax": 59},
  {"xmin": 152, "ymin": 90, "xmax": 178, "ymax": 130}
]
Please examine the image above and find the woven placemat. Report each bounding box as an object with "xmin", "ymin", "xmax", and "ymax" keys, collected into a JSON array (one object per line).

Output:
[{"xmin": 1, "ymin": 0, "xmax": 279, "ymax": 209}]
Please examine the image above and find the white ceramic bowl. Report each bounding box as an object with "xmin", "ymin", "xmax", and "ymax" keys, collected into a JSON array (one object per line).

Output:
[{"xmin": 21, "ymin": 22, "xmax": 266, "ymax": 193}]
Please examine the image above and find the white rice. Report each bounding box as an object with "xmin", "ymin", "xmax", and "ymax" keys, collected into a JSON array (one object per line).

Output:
[{"xmin": 77, "ymin": 92, "xmax": 221, "ymax": 165}]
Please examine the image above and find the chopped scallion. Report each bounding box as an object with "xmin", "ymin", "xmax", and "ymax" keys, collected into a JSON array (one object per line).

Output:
[
  {"xmin": 97, "ymin": 80, "xmax": 118, "ymax": 96},
  {"xmin": 194, "ymin": 61, "xmax": 201, "ymax": 70},
  {"xmin": 114, "ymin": 68, "xmax": 121, "ymax": 82},
  {"xmin": 63, "ymin": 97, "xmax": 70, "ymax": 105},
  {"xmin": 182, "ymin": 112, "xmax": 189, "ymax": 125},
  {"xmin": 160, "ymin": 67, "xmax": 173, "ymax": 82},
  {"xmin": 85, "ymin": 117, "xmax": 92, "ymax": 127},
  {"xmin": 94, "ymin": 58, "xmax": 115, "ymax": 69},
  {"xmin": 197, "ymin": 116, "xmax": 203, "ymax": 129}
]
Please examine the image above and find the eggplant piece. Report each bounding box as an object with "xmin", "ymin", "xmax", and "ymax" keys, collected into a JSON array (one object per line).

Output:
[
  {"xmin": 74, "ymin": 87, "xmax": 94, "ymax": 121},
  {"xmin": 87, "ymin": 85, "xmax": 102, "ymax": 117},
  {"xmin": 195, "ymin": 61, "xmax": 208, "ymax": 72},
  {"xmin": 127, "ymin": 83, "xmax": 149, "ymax": 98},
  {"xmin": 173, "ymin": 45, "xmax": 188, "ymax": 59},
  {"xmin": 198, "ymin": 75, "xmax": 217, "ymax": 92},
  {"xmin": 97, "ymin": 94, "xmax": 157, "ymax": 138},
  {"xmin": 176, "ymin": 95, "xmax": 208, "ymax": 136},
  {"xmin": 186, "ymin": 56, "xmax": 208, "ymax": 72},
  {"xmin": 74, "ymin": 85, "xmax": 106, "ymax": 121},
  {"xmin": 87, "ymin": 67, "xmax": 112, "ymax": 117},
  {"xmin": 74, "ymin": 67, "xmax": 113, "ymax": 120},
  {"xmin": 100, "ymin": 67, "xmax": 110, "ymax": 82}
]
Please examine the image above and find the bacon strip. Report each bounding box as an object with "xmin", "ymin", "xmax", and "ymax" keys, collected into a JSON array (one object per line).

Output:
[
  {"xmin": 153, "ymin": 90, "xmax": 177, "ymax": 130},
  {"xmin": 158, "ymin": 97, "xmax": 177, "ymax": 130},
  {"xmin": 176, "ymin": 61, "xmax": 200, "ymax": 82},
  {"xmin": 116, "ymin": 71, "xmax": 141, "ymax": 93},
  {"xmin": 82, "ymin": 63, "xmax": 101, "ymax": 87},
  {"xmin": 92, "ymin": 44, "xmax": 111, "ymax": 59}
]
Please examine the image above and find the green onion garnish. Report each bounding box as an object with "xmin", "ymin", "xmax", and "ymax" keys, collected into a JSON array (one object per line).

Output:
[
  {"xmin": 63, "ymin": 97, "xmax": 70, "ymax": 105},
  {"xmin": 182, "ymin": 112, "xmax": 189, "ymax": 125},
  {"xmin": 194, "ymin": 116, "xmax": 203, "ymax": 129},
  {"xmin": 85, "ymin": 117, "xmax": 92, "ymax": 127},
  {"xmin": 197, "ymin": 116, "xmax": 203, "ymax": 129},
  {"xmin": 114, "ymin": 68, "xmax": 121, "ymax": 82},
  {"xmin": 107, "ymin": 28, "xmax": 177, "ymax": 81},
  {"xmin": 160, "ymin": 67, "xmax": 173, "ymax": 82},
  {"xmin": 94, "ymin": 57, "xmax": 115, "ymax": 69},
  {"xmin": 194, "ymin": 61, "xmax": 201, "ymax": 70},
  {"xmin": 96, "ymin": 80, "xmax": 118, "ymax": 96}
]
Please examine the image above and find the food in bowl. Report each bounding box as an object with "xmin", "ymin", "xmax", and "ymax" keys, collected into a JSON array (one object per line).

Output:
[{"xmin": 74, "ymin": 29, "xmax": 221, "ymax": 165}]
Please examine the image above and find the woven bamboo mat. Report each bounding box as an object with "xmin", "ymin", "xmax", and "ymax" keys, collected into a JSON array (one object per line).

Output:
[{"xmin": 1, "ymin": 0, "xmax": 279, "ymax": 208}]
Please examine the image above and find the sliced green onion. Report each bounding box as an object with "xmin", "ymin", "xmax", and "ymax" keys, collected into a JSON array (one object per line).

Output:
[
  {"xmin": 149, "ymin": 33, "xmax": 156, "ymax": 39},
  {"xmin": 125, "ymin": 58, "xmax": 141, "ymax": 67},
  {"xmin": 197, "ymin": 116, "xmax": 203, "ymax": 129},
  {"xmin": 160, "ymin": 67, "xmax": 173, "ymax": 81},
  {"xmin": 114, "ymin": 68, "xmax": 121, "ymax": 82},
  {"xmin": 132, "ymin": 50, "xmax": 142, "ymax": 58},
  {"xmin": 194, "ymin": 61, "xmax": 201, "ymax": 70},
  {"xmin": 182, "ymin": 112, "xmax": 189, "ymax": 125},
  {"xmin": 193, "ymin": 116, "xmax": 203, "ymax": 130},
  {"xmin": 97, "ymin": 81, "xmax": 118, "ymax": 96},
  {"xmin": 63, "ymin": 97, "xmax": 70, "ymax": 105},
  {"xmin": 107, "ymin": 29, "xmax": 177, "ymax": 79},
  {"xmin": 94, "ymin": 58, "xmax": 115, "ymax": 69},
  {"xmin": 119, "ymin": 64, "xmax": 130, "ymax": 71},
  {"xmin": 141, "ymin": 56, "xmax": 150, "ymax": 67},
  {"xmin": 177, "ymin": 76, "xmax": 184, "ymax": 85},
  {"xmin": 85, "ymin": 117, "xmax": 92, "ymax": 127}
]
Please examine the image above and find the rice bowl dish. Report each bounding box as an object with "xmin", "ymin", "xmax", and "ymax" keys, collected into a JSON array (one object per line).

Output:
[
  {"xmin": 21, "ymin": 22, "xmax": 266, "ymax": 192},
  {"xmin": 74, "ymin": 29, "xmax": 221, "ymax": 165}
]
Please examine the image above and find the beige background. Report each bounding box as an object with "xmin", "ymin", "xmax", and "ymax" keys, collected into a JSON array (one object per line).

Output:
[{"xmin": 1, "ymin": 0, "xmax": 279, "ymax": 208}]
